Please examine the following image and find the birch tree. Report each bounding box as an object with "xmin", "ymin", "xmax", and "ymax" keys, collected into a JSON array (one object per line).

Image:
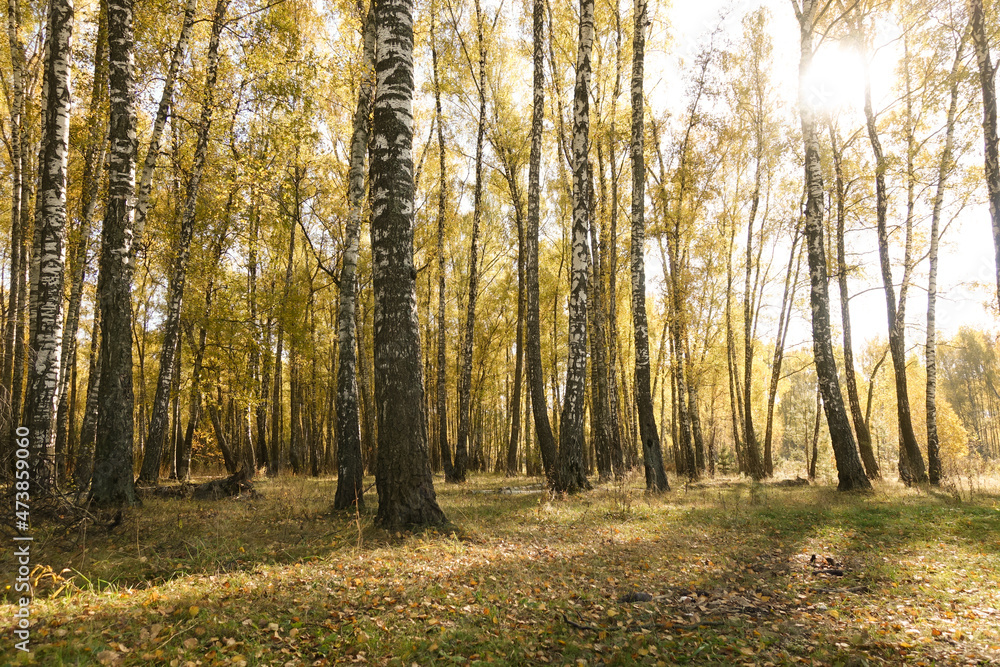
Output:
[
  {"xmin": 370, "ymin": 0, "xmax": 446, "ymax": 527},
  {"xmin": 26, "ymin": 0, "xmax": 74, "ymax": 489},
  {"xmin": 2, "ymin": 0, "xmax": 27, "ymax": 449},
  {"xmin": 524, "ymin": 0, "xmax": 558, "ymax": 486},
  {"xmin": 138, "ymin": 0, "xmax": 229, "ymax": 485},
  {"xmin": 556, "ymin": 0, "xmax": 595, "ymax": 493},
  {"xmin": 970, "ymin": 0, "xmax": 1000, "ymax": 313},
  {"xmin": 855, "ymin": 15, "xmax": 926, "ymax": 484},
  {"xmin": 333, "ymin": 6, "xmax": 374, "ymax": 510},
  {"xmin": 2, "ymin": 0, "xmax": 34, "ymax": 466},
  {"xmin": 828, "ymin": 124, "xmax": 880, "ymax": 479},
  {"xmin": 453, "ymin": 0, "xmax": 490, "ymax": 483},
  {"xmin": 90, "ymin": 0, "xmax": 138, "ymax": 507},
  {"xmin": 429, "ymin": 6, "xmax": 456, "ymax": 482},
  {"xmin": 54, "ymin": 0, "xmax": 107, "ymax": 480},
  {"xmin": 630, "ymin": 0, "xmax": 668, "ymax": 492},
  {"xmin": 791, "ymin": 0, "xmax": 870, "ymax": 491},
  {"xmin": 927, "ymin": 20, "xmax": 969, "ymax": 486}
]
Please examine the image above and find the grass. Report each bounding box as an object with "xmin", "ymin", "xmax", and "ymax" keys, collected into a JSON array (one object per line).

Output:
[{"xmin": 2, "ymin": 472, "xmax": 1000, "ymax": 666}]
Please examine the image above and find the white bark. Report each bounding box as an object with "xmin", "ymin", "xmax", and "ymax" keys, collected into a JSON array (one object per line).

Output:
[
  {"xmin": 557, "ymin": 0, "xmax": 594, "ymax": 493},
  {"xmin": 27, "ymin": 0, "xmax": 74, "ymax": 488}
]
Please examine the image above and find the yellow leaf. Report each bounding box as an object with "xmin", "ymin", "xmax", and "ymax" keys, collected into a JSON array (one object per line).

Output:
[
  {"xmin": 953, "ymin": 630, "xmax": 964, "ymax": 641},
  {"xmin": 188, "ymin": 606, "xmax": 200, "ymax": 617},
  {"xmin": 97, "ymin": 651, "xmax": 121, "ymax": 666}
]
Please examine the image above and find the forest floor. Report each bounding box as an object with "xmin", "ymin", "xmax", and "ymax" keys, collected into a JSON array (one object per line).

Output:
[{"xmin": 1, "ymin": 472, "xmax": 999, "ymax": 666}]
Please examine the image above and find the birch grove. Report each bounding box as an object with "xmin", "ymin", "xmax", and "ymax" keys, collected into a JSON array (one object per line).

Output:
[{"xmin": 3, "ymin": 0, "xmax": 1000, "ymax": 514}]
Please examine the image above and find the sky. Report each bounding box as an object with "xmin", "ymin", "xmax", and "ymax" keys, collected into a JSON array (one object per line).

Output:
[{"xmin": 660, "ymin": 0, "xmax": 998, "ymax": 353}]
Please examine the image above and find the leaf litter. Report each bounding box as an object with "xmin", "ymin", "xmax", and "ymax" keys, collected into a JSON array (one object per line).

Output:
[{"xmin": 1, "ymin": 475, "xmax": 998, "ymax": 665}]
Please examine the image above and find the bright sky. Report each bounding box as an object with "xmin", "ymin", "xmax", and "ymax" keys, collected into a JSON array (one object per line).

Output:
[{"xmin": 660, "ymin": 0, "xmax": 999, "ymax": 353}]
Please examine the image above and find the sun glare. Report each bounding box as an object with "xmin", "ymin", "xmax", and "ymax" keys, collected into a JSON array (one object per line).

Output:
[{"xmin": 801, "ymin": 44, "xmax": 868, "ymax": 112}]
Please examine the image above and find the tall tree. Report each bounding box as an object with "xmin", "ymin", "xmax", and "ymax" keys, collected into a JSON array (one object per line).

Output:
[
  {"xmin": 26, "ymin": 0, "xmax": 74, "ymax": 489},
  {"xmin": 453, "ymin": 0, "xmax": 489, "ymax": 483},
  {"xmin": 604, "ymin": 0, "xmax": 625, "ymax": 480},
  {"xmin": 588, "ymin": 157, "xmax": 613, "ymax": 482},
  {"xmin": 2, "ymin": 0, "xmax": 32, "ymax": 469},
  {"xmin": 630, "ymin": 0, "xmax": 668, "ymax": 492},
  {"xmin": 970, "ymin": 0, "xmax": 1000, "ymax": 314},
  {"xmin": 54, "ymin": 0, "xmax": 108, "ymax": 481},
  {"xmin": 856, "ymin": 16, "xmax": 927, "ymax": 484},
  {"xmin": 370, "ymin": 0, "xmax": 446, "ymax": 527},
  {"xmin": 2, "ymin": 0, "xmax": 26, "ymax": 450},
  {"xmin": 90, "ymin": 0, "xmax": 138, "ymax": 507},
  {"xmin": 927, "ymin": 24, "xmax": 968, "ymax": 486},
  {"xmin": 138, "ymin": 0, "xmax": 230, "ymax": 485},
  {"xmin": 557, "ymin": 0, "xmax": 595, "ymax": 493},
  {"xmin": 791, "ymin": 0, "xmax": 871, "ymax": 491},
  {"xmin": 828, "ymin": 124, "xmax": 879, "ymax": 479},
  {"xmin": 333, "ymin": 6, "xmax": 374, "ymax": 510},
  {"xmin": 525, "ymin": 0, "xmax": 558, "ymax": 486},
  {"xmin": 430, "ymin": 6, "xmax": 456, "ymax": 482}
]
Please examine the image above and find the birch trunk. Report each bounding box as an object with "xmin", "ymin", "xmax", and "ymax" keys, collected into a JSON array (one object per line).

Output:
[
  {"xmin": 525, "ymin": 0, "xmax": 558, "ymax": 486},
  {"xmin": 27, "ymin": 0, "xmax": 74, "ymax": 489},
  {"xmin": 860, "ymin": 29, "xmax": 926, "ymax": 484},
  {"xmin": 454, "ymin": 0, "xmax": 488, "ymax": 483},
  {"xmin": 270, "ymin": 200, "xmax": 297, "ymax": 476},
  {"xmin": 808, "ymin": 384, "xmax": 821, "ymax": 481},
  {"xmin": 177, "ymin": 223, "xmax": 227, "ymax": 481},
  {"xmin": 826, "ymin": 125, "xmax": 879, "ymax": 479},
  {"xmin": 430, "ymin": 7, "xmax": 455, "ymax": 482},
  {"xmin": 55, "ymin": 3, "xmax": 107, "ymax": 480},
  {"xmin": 209, "ymin": 399, "xmax": 237, "ymax": 475},
  {"xmin": 725, "ymin": 216, "xmax": 744, "ymax": 472},
  {"xmin": 74, "ymin": 309, "xmax": 99, "ymax": 489},
  {"xmin": 793, "ymin": 0, "xmax": 870, "ymax": 491},
  {"xmin": 333, "ymin": 7, "xmax": 374, "ymax": 510},
  {"xmin": 762, "ymin": 224, "xmax": 802, "ymax": 475},
  {"xmin": 2, "ymin": 0, "xmax": 27, "ymax": 445},
  {"xmin": 971, "ymin": 0, "xmax": 1000, "ymax": 314},
  {"xmin": 666, "ymin": 234, "xmax": 696, "ymax": 479},
  {"xmin": 588, "ymin": 158, "xmax": 612, "ymax": 482},
  {"xmin": 927, "ymin": 29, "xmax": 966, "ymax": 486},
  {"xmin": 557, "ymin": 0, "xmax": 594, "ymax": 493},
  {"xmin": 91, "ymin": 0, "xmax": 138, "ymax": 507},
  {"xmin": 501, "ymin": 163, "xmax": 526, "ymax": 477},
  {"xmin": 179, "ymin": 322, "xmax": 205, "ymax": 481},
  {"xmin": 138, "ymin": 0, "xmax": 228, "ymax": 485},
  {"xmin": 370, "ymin": 0, "xmax": 446, "ymax": 527},
  {"xmin": 742, "ymin": 158, "xmax": 764, "ymax": 479},
  {"xmin": 606, "ymin": 0, "xmax": 624, "ymax": 480}
]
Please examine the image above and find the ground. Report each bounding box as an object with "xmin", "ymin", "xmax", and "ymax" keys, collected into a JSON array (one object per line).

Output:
[{"xmin": 1, "ymin": 472, "xmax": 999, "ymax": 666}]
